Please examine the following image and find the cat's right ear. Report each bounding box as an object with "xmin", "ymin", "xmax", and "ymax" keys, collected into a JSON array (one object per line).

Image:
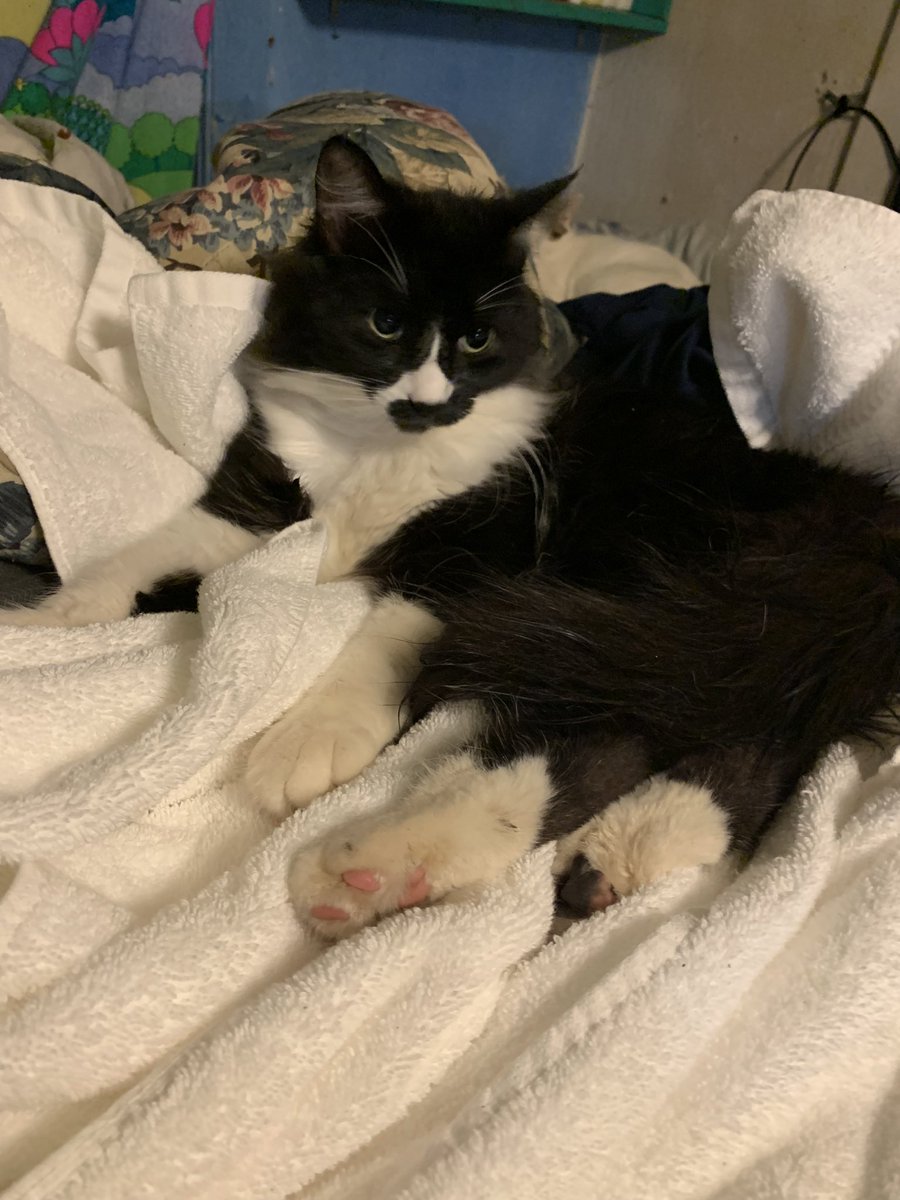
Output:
[
  {"xmin": 504, "ymin": 171, "xmax": 580, "ymax": 250},
  {"xmin": 314, "ymin": 136, "xmax": 389, "ymax": 254}
]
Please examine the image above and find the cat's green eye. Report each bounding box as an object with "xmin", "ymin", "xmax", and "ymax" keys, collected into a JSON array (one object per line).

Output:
[
  {"xmin": 460, "ymin": 327, "xmax": 494, "ymax": 354},
  {"xmin": 368, "ymin": 309, "xmax": 403, "ymax": 340}
]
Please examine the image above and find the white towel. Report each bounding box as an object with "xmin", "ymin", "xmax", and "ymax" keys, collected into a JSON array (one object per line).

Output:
[
  {"xmin": 709, "ymin": 188, "xmax": 900, "ymax": 479},
  {"xmin": 1, "ymin": 182, "xmax": 900, "ymax": 1200}
]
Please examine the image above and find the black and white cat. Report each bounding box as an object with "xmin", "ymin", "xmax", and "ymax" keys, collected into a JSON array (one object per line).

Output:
[{"xmin": 6, "ymin": 137, "xmax": 900, "ymax": 938}]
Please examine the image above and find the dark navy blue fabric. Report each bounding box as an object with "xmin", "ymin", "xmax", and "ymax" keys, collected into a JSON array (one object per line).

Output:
[{"xmin": 558, "ymin": 285, "xmax": 729, "ymax": 413}]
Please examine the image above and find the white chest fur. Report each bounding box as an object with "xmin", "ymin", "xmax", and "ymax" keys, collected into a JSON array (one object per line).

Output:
[{"xmin": 252, "ymin": 373, "xmax": 552, "ymax": 582}]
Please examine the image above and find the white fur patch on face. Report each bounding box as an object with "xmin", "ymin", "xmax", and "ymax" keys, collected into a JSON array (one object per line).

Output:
[
  {"xmin": 554, "ymin": 774, "xmax": 731, "ymax": 897},
  {"xmin": 314, "ymin": 382, "xmax": 552, "ymax": 579},
  {"xmin": 251, "ymin": 359, "xmax": 553, "ymax": 581},
  {"xmin": 377, "ymin": 334, "xmax": 453, "ymax": 407}
]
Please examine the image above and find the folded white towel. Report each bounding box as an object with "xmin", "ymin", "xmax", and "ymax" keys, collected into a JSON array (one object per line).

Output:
[
  {"xmin": 129, "ymin": 270, "xmax": 268, "ymax": 475},
  {"xmin": 709, "ymin": 188, "xmax": 900, "ymax": 480}
]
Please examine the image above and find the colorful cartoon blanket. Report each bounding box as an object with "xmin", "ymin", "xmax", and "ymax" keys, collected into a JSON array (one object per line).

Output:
[{"xmin": 0, "ymin": 0, "xmax": 213, "ymax": 204}]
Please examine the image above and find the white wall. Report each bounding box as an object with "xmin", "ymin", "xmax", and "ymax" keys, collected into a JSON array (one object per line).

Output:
[
  {"xmin": 576, "ymin": 0, "xmax": 898, "ymax": 234},
  {"xmin": 840, "ymin": 8, "xmax": 900, "ymax": 200}
]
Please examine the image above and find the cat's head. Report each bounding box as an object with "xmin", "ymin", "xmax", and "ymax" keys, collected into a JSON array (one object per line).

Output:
[{"xmin": 246, "ymin": 136, "xmax": 573, "ymax": 435}]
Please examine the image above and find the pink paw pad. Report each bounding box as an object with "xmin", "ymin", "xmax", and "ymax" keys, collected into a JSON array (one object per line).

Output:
[
  {"xmin": 398, "ymin": 865, "xmax": 429, "ymax": 908},
  {"xmin": 340, "ymin": 864, "xmax": 428, "ymax": 906},
  {"xmin": 310, "ymin": 904, "xmax": 351, "ymax": 921},
  {"xmin": 341, "ymin": 869, "xmax": 381, "ymax": 892},
  {"xmin": 310, "ymin": 865, "xmax": 430, "ymax": 924}
]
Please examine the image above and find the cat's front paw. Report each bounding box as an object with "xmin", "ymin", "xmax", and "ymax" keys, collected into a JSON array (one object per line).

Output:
[
  {"xmin": 246, "ymin": 694, "xmax": 400, "ymax": 819},
  {"xmin": 290, "ymin": 822, "xmax": 434, "ymax": 939},
  {"xmin": 553, "ymin": 774, "xmax": 730, "ymax": 916},
  {"xmin": 0, "ymin": 582, "xmax": 134, "ymax": 628}
]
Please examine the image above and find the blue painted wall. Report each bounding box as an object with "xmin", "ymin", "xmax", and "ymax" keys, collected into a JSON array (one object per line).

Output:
[{"xmin": 209, "ymin": 0, "xmax": 601, "ymax": 185}]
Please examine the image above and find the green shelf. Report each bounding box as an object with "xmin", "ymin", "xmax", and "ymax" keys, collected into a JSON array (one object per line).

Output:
[{"xmin": 408, "ymin": 0, "xmax": 670, "ymax": 32}]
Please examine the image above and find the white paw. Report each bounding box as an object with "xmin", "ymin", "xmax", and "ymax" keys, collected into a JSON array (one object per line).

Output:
[
  {"xmin": 246, "ymin": 694, "xmax": 400, "ymax": 819},
  {"xmin": 0, "ymin": 582, "xmax": 133, "ymax": 628},
  {"xmin": 289, "ymin": 818, "xmax": 436, "ymax": 939},
  {"xmin": 554, "ymin": 775, "xmax": 730, "ymax": 915},
  {"xmin": 289, "ymin": 752, "xmax": 551, "ymax": 938}
]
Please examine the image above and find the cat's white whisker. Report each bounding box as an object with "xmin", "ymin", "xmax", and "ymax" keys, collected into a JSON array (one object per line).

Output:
[
  {"xmin": 348, "ymin": 215, "xmax": 408, "ymax": 294},
  {"xmin": 263, "ymin": 367, "xmax": 390, "ymax": 391},
  {"xmin": 342, "ymin": 253, "xmax": 404, "ymax": 291},
  {"xmin": 475, "ymin": 275, "xmax": 524, "ymax": 305},
  {"xmin": 475, "ymin": 301, "xmax": 534, "ymax": 314},
  {"xmin": 516, "ymin": 440, "xmax": 553, "ymax": 549},
  {"xmin": 373, "ymin": 216, "xmax": 408, "ymax": 293}
]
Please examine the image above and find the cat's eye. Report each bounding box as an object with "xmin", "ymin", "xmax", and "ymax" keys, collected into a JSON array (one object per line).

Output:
[
  {"xmin": 368, "ymin": 309, "xmax": 403, "ymax": 340},
  {"xmin": 460, "ymin": 327, "xmax": 494, "ymax": 354}
]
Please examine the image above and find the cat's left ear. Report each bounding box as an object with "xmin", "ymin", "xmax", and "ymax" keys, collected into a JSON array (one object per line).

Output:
[
  {"xmin": 314, "ymin": 135, "xmax": 391, "ymax": 254},
  {"xmin": 505, "ymin": 171, "xmax": 580, "ymax": 246}
]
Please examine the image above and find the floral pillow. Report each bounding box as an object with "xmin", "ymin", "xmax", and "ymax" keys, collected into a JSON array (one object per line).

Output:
[{"xmin": 118, "ymin": 91, "xmax": 503, "ymax": 274}]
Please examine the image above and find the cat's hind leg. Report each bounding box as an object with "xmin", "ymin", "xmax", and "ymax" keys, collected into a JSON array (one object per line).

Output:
[
  {"xmin": 288, "ymin": 728, "xmax": 774, "ymax": 937},
  {"xmin": 552, "ymin": 745, "xmax": 795, "ymax": 915},
  {"xmin": 553, "ymin": 774, "xmax": 730, "ymax": 913},
  {"xmin": 289, "ymin": 750, "xmax": 552, "ymax": 939}
]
